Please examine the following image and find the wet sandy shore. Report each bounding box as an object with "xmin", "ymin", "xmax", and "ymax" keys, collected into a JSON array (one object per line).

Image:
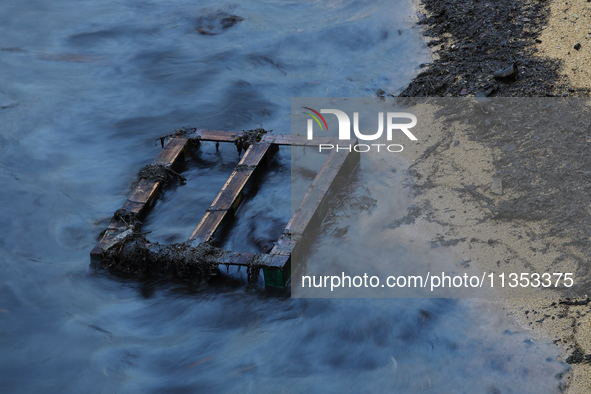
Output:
[
  {"xmin": 537, "ymin": 0, "xmax": 591, "ymax": 91},
  {"xmin": 400, "ymin": 0, "xmax": 591, "ymax": 392}
]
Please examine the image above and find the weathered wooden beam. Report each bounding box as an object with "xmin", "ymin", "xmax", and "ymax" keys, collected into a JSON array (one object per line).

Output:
[
  {"xmin": 190, "ymin": 129, "xmax": 339, "ymax": 147},
  {"xmin": 153, "ymin": 137, "xmax": 190, "ymax": 166},
  {"xmin": 286, "ymin": 148, "xmax": 359, "ymax": 236},
  {"xmin": 218, "ymin": 251, "xmax": 258, "ymax": 266},
  {"xmin": 188, "ymin": 143, "xmax": 278, "ymax": 244},
  {"xmin": 268, "ymin": 233, "xmax": 297, "ymax": 258},
  {"xmin": 260, "ymin": 134, "xmax": 338, "ymax": 146},
  {"xmin": 90, "ymin": 224, "xmax": 134, "ymax": 262},
  {"xmin": 186, "ymin": 211, "xmax": 226, "ymax": 246},
  {"xmin": 262, "ymin": 146, "xmax": 360, "ymax": 288},
  {"xmin": 126, "ymin": 136, "xmax": 189, "ymax": 216},
  {"xmin": 91, "ymin": 137, "xmax": 189, "ymax": 263},
  {"xmin": 193, "ymin": 129, "xmax": 239, "ymax": 142}
]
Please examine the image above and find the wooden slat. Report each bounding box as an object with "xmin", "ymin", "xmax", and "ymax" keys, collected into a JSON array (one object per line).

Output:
[
  {"xmin": 286, "ymin": 149, "xmax": 359, "ymax": 236},
  {"xmin": 132, "ymin": 137, "xmax": 188, "ymax": 212},
  {"xmin": 261, "ymin": 134, "xmax": 338, "ymax": 146},
  {"xmin": 260, "ymin": 134, "xmax": 292, "ymax": 145},
  {"xmin": 269, "ymin": 233, "xmax": 297, "ymax": 257},
  {"xmin": 239, "ymin": 143, "xmax": 274, "ymax": 166},
  {"xmin": 271, "ymin": 254, "xmax": 290, "ymax": 266},
  {"xmin": 194, "ymin": 129, "xmax": 239, "ymax": 142},
  {"xmin": 91, "ymin": 137, "xmax": 190, "ymax": 260},
  {"xmin": 188, "ymin": 210, "xmax": 226, "ymax": 244},
  {"xmin": 218, "ymin": 251, "xmax": 258, "ymax": 266},
  {"xmin": 208, "ymin": 171, "xmax": 251, "ymax": 211},
  {"xmin": 128, "ymin": 179, "xmax": 160, "ymax": 204},
  {"xmin": 264, "ymin": 147, "xmax": 358, "ymax": 275},
  {"xmin": 191, "ymin": 130, "xmax": 340, "ymax": 147},
  {"xmin": 121, "ymin": 200, "xmax": 144, "ymax": 214},
  {"xmin": 90, "ymin": 220, "xmax": 134, "ymax": 259},
  {"xmin": 267, "ymin": 254, "xmax": 290, "ymax": 269},
  {"xmin": 261, "ymin": 148, "xmax": 359, "ymax": 284},
  {"xmin": 188, "ymin": 143, "xmax": 275, "ymax": 244},
  {"xmin": 153, "ymin": 137, "xmax": 189, "ymax": 166}
]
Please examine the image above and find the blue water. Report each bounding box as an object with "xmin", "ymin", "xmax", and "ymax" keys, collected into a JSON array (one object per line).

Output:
[{"xmin": 0, "ymin": 0, "xmax": 566, "ymax": 392}]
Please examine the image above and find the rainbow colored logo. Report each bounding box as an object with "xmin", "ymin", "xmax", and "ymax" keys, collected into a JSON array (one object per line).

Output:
[{"xmin": 303, "ymin": 107, "xmax": 328, "ymax": 131}]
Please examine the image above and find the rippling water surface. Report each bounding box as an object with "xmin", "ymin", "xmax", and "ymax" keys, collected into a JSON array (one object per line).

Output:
[{"xmin": 0, "ymin": 0, "xmax": 567, "ymax": 392}]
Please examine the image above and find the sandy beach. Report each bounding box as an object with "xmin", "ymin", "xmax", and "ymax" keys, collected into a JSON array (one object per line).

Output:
[
  {"xmin": 537, "ymin": 0, "xmax": 591, "ymax": 91},
  {"xmin": 401, "ymin": 0, "xmax": 591, "ymax": 391}
]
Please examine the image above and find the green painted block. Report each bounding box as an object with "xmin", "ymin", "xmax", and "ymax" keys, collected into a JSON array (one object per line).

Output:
[{"xmin": 263, "ymin": 267, "xmax": 286, "ymax": 288}]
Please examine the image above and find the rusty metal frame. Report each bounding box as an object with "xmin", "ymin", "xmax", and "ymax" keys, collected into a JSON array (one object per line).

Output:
[{"xmin": 90, "ymin": 129, "xmax": 360, "ymax": 288}]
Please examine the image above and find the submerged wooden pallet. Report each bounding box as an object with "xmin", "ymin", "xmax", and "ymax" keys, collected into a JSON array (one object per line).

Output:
[{"xmin": 90, "ymin": 129, "xmax": 360, "ymax": 288}]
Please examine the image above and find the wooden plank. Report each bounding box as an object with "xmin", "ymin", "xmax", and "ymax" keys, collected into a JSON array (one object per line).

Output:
[
  {"xmin": 286, "ymin": 148, "xmax": 359, "ymax": 236},
  {"xmin": 133, "ymin": 137, "xmax": 188, "ymax": 210},
  {"xmin": 121, "ymin": 200, "xmax": 145, "ymax": 215},
  {"xmin": 218, "ymin": 251, "xmax": 258, "ymax": 266},
  {"xmin": 92, "ymin": 214, "xmax": 137, "ymax": 259},
  {"xmin": 269, "ymin": 254, "xmax": 290, "ymax": 268},
  {"xmin": 194, "ymin": 129, "xmax": 239, "ymax": 142},
  {"xmin": 260, "ymin": 147, "xmax": 359, "ymax": 285},
  {"xmin": 188, "ymin": 143, "xmax": 276, "ymax": 244},
  {"xmin": 268, "ymin": 233, "xmax": 297, "ymax": 257},
  {"xmin": 153, "ymin": 137, "xmax": 189, "ymax": 166},
  {"xmin": 262, "ymin": 146, "xmax": 359, "ymax": 281},
  {"xmin": 260, "ymin": 134, "xmax": 292, "ymax": 145},
  {"xmin": 207, "ymin": 146, "xmax": 275, "ymax": 211},
  {"xmin": 90, "ymin": 219, "xmax": 134, "ymax": 264},
  {"xmin": 285, "ymin": 150, "xmax": 346, "ymax": 235},
  {"xmin": 92, "ymin": 137, "xmax": 190, "ymax": 262},
  {"xmin": 190, "ymin": 130, "xmax": 341, "ymax": 147},
  {"xmin": 121, "ymin": 137, "xmax": 188, "ymax": 219},
  {"xmin": 128, "ymin": 179, "xmax": 160, "ymax": 204},
  {"xmin": 261, "ymin": 134, "xmax": 338, "ymax": 146},
  {"xmin": 188, "ymin": 210, "xmax": 227, "ymax": 244},
  {"xmin": 208, "ymin": 170, "xmax": 251, "ymax": 211},
  {"xmin": 187, "ymin": 130, "xmax": 342, "ymax": 147},
  {"xmin": 263, "ymin": 150, "xmax": 352, "ymax": 287},
  {"xmin": 239, "ymin": 143, "xmax": 274, "ymax": 166}
]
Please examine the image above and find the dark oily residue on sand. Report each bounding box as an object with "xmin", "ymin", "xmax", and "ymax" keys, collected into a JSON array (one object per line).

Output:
[
  {"xmin": 396, "ymin": 0, "xmax": 591, "ymax": 376},
  {"xmin": 404, "ymin": 99, "xmax": 591, "ymax": 293},
  {"xmin": 398, "ymin": 0, "xmax": 590, "ymax": 97},
  {"xmin": 395, "ymin": 0, "xmax": 591, "ymax": 289}
]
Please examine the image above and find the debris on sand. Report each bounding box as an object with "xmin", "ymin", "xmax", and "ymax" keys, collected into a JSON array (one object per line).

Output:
[
  {"xmin": 493, "ymin": 64, "xmax": 518, "ymax": 82},
  {"xmin": 399, "ymin": 0, "xmax": 590, "ymax": 97},
  {"xmin": 490, "ymin": 178, "xmax": 503, "ymax": 195},
  {"xmin": 566, "ymin": 348, "xmax": 591, "ymax": 364}
]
